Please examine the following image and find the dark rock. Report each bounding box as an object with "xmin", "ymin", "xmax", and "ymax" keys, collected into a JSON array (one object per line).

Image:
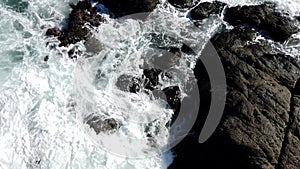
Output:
[
  {"xmin": 276, "ymin": 91, "xmax": 300, "ymax": 169},
  {"xmin": 168, "ymin": 0, "xmax": 193, "ymax": 8},
  {"xmin": 181, "ymin": 43, "xmax": 196, "ymax": 55},
  {"xmin": 46, "ymin": 28, "xmax": 62, "ymax": 37},
  {"xmin": 296, "ymin": 16, "xmax": 300, "ymax": 22},
  {"xmin": 224, "ymin": 4, "xmax": 299, "ymax": 42},
  {"xmin": 96, "ymin": 0, "xmax": 159, "ymax": 17},
  {"xmin": 86, "ymin": 115, "xmax": 121, "ymax": 134},
  {"xmin": 43, "ymin": 55, "xmax": 49, "ymax": 62},
  {"xmin": 169, "ymin": 27, "xmax": 300, "ymax": 169},
  {"xmin": 116, "ymin": 74, "xmax": 142, "ymax": 93},
  {"xmin": 143, "ymin": 68, "xmax": 162, "ymax": 90},
  {"xmin": 163, "ymin": 86, "xmax": 181, "ymax": 113},
  {"xmin": 46, "ymin": 0, "xmax": 105, "ymax": 47},
  {"xmin": 190, "ymin": 1, "xmax": 226, "ymax": 20},
  {"xmin": 294, "ymin": 78, "xmax": 300, "ymax": 95},
  {"xmin": 163, "ymin": 86, "xmax": 181, "ymax": 126}
]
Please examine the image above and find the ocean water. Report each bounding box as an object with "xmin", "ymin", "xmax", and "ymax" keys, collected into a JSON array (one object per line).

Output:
[{"xmin": 0, "ymin": 0, "xmax": 299, "ymax": 169}]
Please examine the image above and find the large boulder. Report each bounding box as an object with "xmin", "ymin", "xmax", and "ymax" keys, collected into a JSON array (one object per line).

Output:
[
  {"xmin": 96, "ymin": 0, "xmax": 159, "ymax": 17},
  {"xmin": 190, "ymin": 1, "xmax": 226, "ymax": 20},
  {"xmin": 224, "ymin": 4, "xmax": 299, "ymax": 42},
  {"xmin": 169, "ymin": 26, "xmax": 300, "ymax": 169}
]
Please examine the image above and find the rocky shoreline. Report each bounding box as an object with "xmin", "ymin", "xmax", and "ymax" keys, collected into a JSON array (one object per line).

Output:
[{"xmin": 46, "ymin": 1, "xmax": 300, "ymax": 169}]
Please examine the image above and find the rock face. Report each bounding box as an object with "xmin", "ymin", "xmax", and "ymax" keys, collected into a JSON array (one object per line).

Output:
[
  {"xmin": 224, "ymin": 4, "xmax": 299, "ymax": 42},
  {"xmin": 190, "ymin": 1, "xmax": 226, "ymax": 20},
  {"xmin": 46, "ymin": 0, "xmax": 105, "ymax": 47},
  {"xmin": 169, "ymin": 26, "xmax": 300, "ymax": 169},
  {"xmin": 168, "ymin": 0, "xmax": 193, "ymax": 8},
  {"xmin": 96, "ymin": 0, "xmax": 159, "ymax": 17}
]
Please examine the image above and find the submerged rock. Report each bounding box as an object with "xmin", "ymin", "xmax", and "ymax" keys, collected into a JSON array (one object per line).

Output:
[
  {"xmin": 116, "ymin": 74, "xmax": 142, "ymax": 93},
  {"xmin": 168, "ymin": 0, "xmax": 193, "ymax": 9},
  {"xmin": 96, "ymin": 0, "xmax": 159, "ymax": 17},
  {"xmin": 86, "ymin": 115, "xmax": 121, "ymax": 134},
  {"xmin": 224, "ymin": 4, "xmax": 299, "ymax": 42},
  {"xmin": 190, "ymin": 1, "xmax": 226, "ymax": 20},
  {"xmin": 170, "ymin": 26, "xmax": 300, "ymax": 169}
]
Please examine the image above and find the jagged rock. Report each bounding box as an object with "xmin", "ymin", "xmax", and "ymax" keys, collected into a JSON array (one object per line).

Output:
[
  {"xmin": 190, "ymin": 1, "xmax": 226, "ymax": 20},
  {"xmin": 46, "ymin": 28, "xmax": 62, "ymax": 37},
  {"xmin": 86, "ymin": 115, "xmax": 121, "ymax": 134},
  {"xmin": 116, "ymin": 74, "xmax": 142, "ymax": 93},
  {"xmin": 169, "ymin": 27, "xmax": 300, "ymax": 169},
  {"xmin": 96, "ymin": 0, "xmax": 159, "ymax": 17},
  {"xmin": 168, "ymin": 0, "xmax": 193, "ymax": 8},
  {"xmin": 46, "ymin": 0, "xmax": 105, "ymax": 47},
  {"xmin": 224, "ymin": 4, "xmax": 299, "ymax": 42},
  {"xmin": 143, "ymin": 68, "xmax": 162, "ymax": 90}
]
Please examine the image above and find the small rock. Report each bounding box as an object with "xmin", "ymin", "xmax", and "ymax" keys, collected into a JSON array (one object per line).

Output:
[
  {"xmin": 43, "ymin": 55, "xmax": 49, "ymax": 62},
  {"xmin": 190, "ymin": 1, "xmax": 226, "ymax": 20},
  {"xmin": 168, "ymin": 0, "xmax": 193, "ymax": 8},
  {"xmin": 116, "ymin": 74, "xmax": 142, "ymax": 93},
  {"xmin": 45, "ymin": 28, "xmax": 62, "ymax": 37},
  {"xmin": 143, "ymin": 68, "xmax": 162, "ymax": 90},
  {"xmin": 86, "ymin": 115, "xmax": 121, "ymax": 134}
]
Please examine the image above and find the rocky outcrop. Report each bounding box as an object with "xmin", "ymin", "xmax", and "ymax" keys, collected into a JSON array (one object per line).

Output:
[
  {"xmin": 46, "ymin": 0, "xmax": 105, "ymax": 47},
  {"xmin": 86, "ymin": 115, "xmax": 121, "ymax": 134},
  {"xmin": 169, "ymin": 26, "xmax": 300, "ymax": 169},
  {"xmin": 224, "ymin": 4, "xmax": 299, "ymax": 42},
  {"xmin": 168, "ymin": 0, "xmax": 193, "ymax": 9},
  {"xmin": 96, "ymin": 0, "xmax": 159, "ymax": 17},
  {"xmin": 190, "ymin": 1, "xmax": 226, "ymax": 20},
  {"xmin": 276, "ymin": 79, "xmax": 300, "ymax": 169}
]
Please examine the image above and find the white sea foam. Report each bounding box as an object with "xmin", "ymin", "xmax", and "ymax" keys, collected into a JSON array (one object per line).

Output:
[{"xmin": 0, "ymin": 0, "xmax": 299, "ymax": 169}]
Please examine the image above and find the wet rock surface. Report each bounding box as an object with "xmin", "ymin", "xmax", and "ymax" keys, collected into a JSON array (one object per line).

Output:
[
  {"xmin": 168, "ymin": 0, "xmax": 193, "ymax": 9},
  {"xmin": 190, "ymin": 1, "xmax": 226, "ymax": 20},
  {"xmin": 86, "ymin": 115, "xmax": 121, "ymax": 134},
  {"xmin": 45, "ymin": 1, "xmax": 300, "ymax": 168},
  {"xmin": 169, "ymin": 26, "xmax": 300, "ymax": 169},
  {"xmin": 46, "ymin": 0, "xmax": 105, "ymax": 47},
  {"xmin": 224, "ymin": 4, "xmax": 299, "ymax": 42},
  {"xmin": 96, "ymin": 0, "xmax": 159, "ymax": 17}
]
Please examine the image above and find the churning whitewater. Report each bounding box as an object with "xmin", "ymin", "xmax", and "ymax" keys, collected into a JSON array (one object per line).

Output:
[{"xmin": 0, "ymin": 0, "xmax": 299, "ymax": 169}]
